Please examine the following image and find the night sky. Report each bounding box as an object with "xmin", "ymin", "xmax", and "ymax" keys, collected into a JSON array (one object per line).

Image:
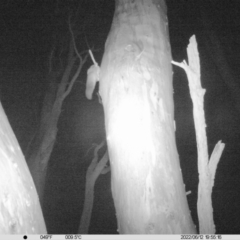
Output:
[{"xmin": 0, "ymin": 0, "xmax": 240, "ymax": 234}]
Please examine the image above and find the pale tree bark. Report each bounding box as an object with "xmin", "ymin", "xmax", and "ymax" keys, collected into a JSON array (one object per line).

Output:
[
  {"xmin": 0, "ymin": 103, "xmax": 46, "ymax": 234},
  {"xmin": 97, "ymin": 0, "xmax": 196, "ymax": 234},
  {"xmin": 78, "ymin": 140, "xmax": 110, "ymax": 234},
  {"xmin": 26, "ymin": 23, "xmax": 88, "ymax": 204},
  {"xmin": 173, "ymin": 35, "xmax": 225, "ymax": 234}
]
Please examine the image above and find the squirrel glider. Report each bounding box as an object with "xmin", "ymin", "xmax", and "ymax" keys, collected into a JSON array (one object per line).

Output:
[{"xmin": 85, "ymin": 50, "xmax": 100, "ymax": 100}]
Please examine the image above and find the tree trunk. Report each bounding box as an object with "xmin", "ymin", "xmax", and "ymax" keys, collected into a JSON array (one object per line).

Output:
[
  {"xmin": 0, "ymin": 103, "xmax": 46, "ymax": 234},
  {"xmin": 26, "ymin": 72, "xmax": 61, "ymax": 204},
  {"xmin": 99, "ymin": 0, "xmax": 196, "ymax": 234},
  {"xmin": 26, "ymin": 37, "xmax": 87, "ymax": 204}
]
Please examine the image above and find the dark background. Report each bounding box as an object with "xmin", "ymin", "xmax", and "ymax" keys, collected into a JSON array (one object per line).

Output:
[{"xmin": 0, "ymin": 0, "xmax": 239, "ymax": 234}]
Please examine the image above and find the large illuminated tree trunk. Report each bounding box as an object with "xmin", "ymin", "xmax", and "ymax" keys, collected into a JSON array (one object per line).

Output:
[
  {"xmin": 0, "ymin": 103, "xmax": 46, "ymax": 234},
  {"xmin": 99, "ymin": 0, "xmax": 196, "ymax": 234}
]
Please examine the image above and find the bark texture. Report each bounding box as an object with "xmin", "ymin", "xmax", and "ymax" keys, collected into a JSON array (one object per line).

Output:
[
  {"xmin": 0, "ymin": 103, "xmax": 46, "ymax": 234},
  {"xmin": 99, "ymin": 0, "xmax": 196, "ymax": 234}
]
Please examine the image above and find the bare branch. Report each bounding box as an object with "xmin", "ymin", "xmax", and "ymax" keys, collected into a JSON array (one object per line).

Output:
[
  {"xmin": 89, "ymin": 49, "xmax": 97, "ymax": 66},
  {"xmin": 62, "ymin": 53, "xmax": 88, "ymax": 100},
  {"xmin": 83, "ymin": 143, "xmax": 98, "ymax": 159},
  {"xmin": 59, "ymin": 16, "xmax": 89, "ymax": 100},
  {"xmin": 68, "ymin": 16, "xmax": 82, "ymax": 62},
  {"xmin": 92, "ymin": 140, "xmax": 106, "ymax": 165},
  {"xmin": 86, "ymin": 140, "xmax": 106, "ymax": 177}
]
